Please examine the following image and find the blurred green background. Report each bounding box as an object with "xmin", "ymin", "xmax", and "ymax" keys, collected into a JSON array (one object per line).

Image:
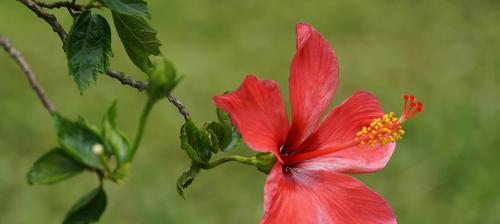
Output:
[{"xmin": 1, "ymin": 0, "xmax": 500, "ymax": 223}]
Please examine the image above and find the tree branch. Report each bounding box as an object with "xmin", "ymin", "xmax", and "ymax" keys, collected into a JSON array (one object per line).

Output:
[
  {"xmin": 167, "ymin": 94, "xmax": 190, "ymax": 121},
  {"xmin": 0, "ymin": 34, "xmax": 56, "ymax": 115},
  {"xmin": 33, "ymin": 0, "xmax": 84, "ymax": 11},
  {"xmin": 17, "ymin": 0, "xmax": 67, "ymax": 42},
  {"xmin": 104, "ymin": 70, "xmax": 190, "ymax": 121},
  {"xmin": 17, "ymin": 0, "xmax": 191, "ymax": 121},
  {"xmin": 105, "ymin": 69, "xmax": 147, "ymax": 91}
]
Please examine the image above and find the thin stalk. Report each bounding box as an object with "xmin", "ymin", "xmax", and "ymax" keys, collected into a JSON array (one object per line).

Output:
[
  {"xmin": 127, "ymin": 99, "xmax": 155, "ymax": 162},
  {"xmin": 202, "ymin": 155, "xmax": 256, "ymax": 169}
]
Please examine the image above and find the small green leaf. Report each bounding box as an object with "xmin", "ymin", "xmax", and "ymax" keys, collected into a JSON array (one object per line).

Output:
[
  {"xmin": 102, "ymin": 100, "xmax": 130, "ymax": 166},
  {"xmin": 98, "ymin": 0, "xmax": 149, "ymax": 18},
  {"xmin": 203, "ymin": 121, "xmax": 225, "ymax": 153},
  {"xmin": 53, "ymin": 113, "xmax": 104, "ymax": 169},
  {"xmin": 63, "ymin": 187, "xmax": 107, "ymax": 224},
  {"xmin": 205, "ymin": 108, "xmax": 240, "ymax": 152},
  {"xmin": 147, "ymin": 56, "xmax": 181, "ymax": 101},
  {"xmin": 26, "ymin": 148, "xmax": 85, "ymax": 185},
  {"xmin": 217, "ymin": 107, "xmax": 232, "ymax": 126},
  {"xmin": 217, "ymin": 108, "xmax": 241, "ymax": 151},
  {"xmin": 65, "ymin": 11, "xmax": 112, "ymax": 93},
  {"xmin": 176, "ymin": 162, "xmax": 202, "ymax": 198},
  {"xmin": 112, "ymin": 12, "xmax": 161, "ymax": 73},
  {"xmin": 180, "ymin": 120, "xmax": 212, "ymax": 163}
]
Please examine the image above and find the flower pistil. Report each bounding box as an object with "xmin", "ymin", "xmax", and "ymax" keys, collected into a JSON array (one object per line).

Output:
[{"xmin": 354, "ymin": 95, "xmax": 423, "ymax": 147}]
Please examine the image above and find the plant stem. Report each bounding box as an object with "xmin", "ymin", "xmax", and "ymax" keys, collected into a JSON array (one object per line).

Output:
[
  {"xmin": 127, "ymin": 99, "xmax": 155, "ymax": 162},
  {"xmin": 167, "ymin": 93, "xmax": 190, "ymax": 121},
  {"xmin": 34, "ymin": 0, "xmax": 83, "ymax": 11},
  {"xmin": 97, "ymin": 154, "xmax": 113, "ymax": 178},
  {"xmin": 202, "ymin": 155, "xmax": 256, "ymax": 169},
  {"xmin": 0, "ymin": 34, "xmax": 56, "ymax": 115},
  {"xmin": 18, "ymin": 0, "xmax": 67, "ymax": 41}
]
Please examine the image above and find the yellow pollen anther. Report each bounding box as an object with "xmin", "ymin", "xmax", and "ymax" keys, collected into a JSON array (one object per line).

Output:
[{"xmin": 354, "ymin": 112, "xmax": 405, "ymax": 147}]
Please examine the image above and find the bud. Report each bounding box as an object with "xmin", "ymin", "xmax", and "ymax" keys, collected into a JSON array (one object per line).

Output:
[
  {"xmin": 147, "ymin": 56, "xmax": 181, "ymax": 101},
  {"xmin": 92, "ymin": 144, "xmax": 104, "ymax": 155}
]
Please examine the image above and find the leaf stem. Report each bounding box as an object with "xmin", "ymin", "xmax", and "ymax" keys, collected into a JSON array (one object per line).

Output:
[
  {"xmin": 202, "ymin": 155, "xmax": 256, "ymax": 169},
  {"xmin": 127, "ymin": 99, "xmax": 155, "ymax": 162},
  {"xmin": 97, "ymin": 154, "xmax": 113, "ymax": 179}
]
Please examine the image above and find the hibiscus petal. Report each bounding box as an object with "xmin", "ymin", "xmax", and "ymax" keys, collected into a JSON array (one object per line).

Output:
[
  {"xmin": 284, "ymin": 91, "xmax": 396, "ymax": 172},
  {"xmin": 213, "ymin": 75, "xmax": 288, "ymax": 154},
  {"xmin": 286, "ymin": 23, "xmax": 339, "ymax": 151},
  {"xmin": 299, "ymin": 91, "xmax": 385, "ymax": 153},
  {"xmin": 262, "ymin": 164, "xmax": 396, "ymax": 224},
  {"xmin": 298, "ymin": 143, "xmax": 396, "ymax": 174}
]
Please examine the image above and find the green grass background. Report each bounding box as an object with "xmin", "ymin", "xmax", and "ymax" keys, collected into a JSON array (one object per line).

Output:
[{"xmin": 1, "ymin": 0, "xmax": 500, "ymax": 223}]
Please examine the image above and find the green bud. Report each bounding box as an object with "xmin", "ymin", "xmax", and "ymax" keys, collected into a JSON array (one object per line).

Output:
[{"xmin": 147, "ymin": 56, "xmax": 181, "ymax": 101}]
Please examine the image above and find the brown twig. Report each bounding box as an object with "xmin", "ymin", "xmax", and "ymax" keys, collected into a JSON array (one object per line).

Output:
[
  {"xmin": 105, "ymin": 69, "xmax": 190, "ymax": 121},
  {"xmin": 33, "ymin": 0, "xmax": 84, "ymax": 11},
  {"xmin": 167, "ymin": 94, "xmax": 190, "ymax": 121},
  {"xmin": 0, "ymin": 35, "xmax": 56, "ymax": 115},
  {"xmin": 105, "ymin": 69, "xmax": 147, "ymax": 91},
  {"xmin": 17, "ymin": 0, "xmax": 67, "ymax": 42},
  {"xmin": 17, "ymin": 0, "xmax": 191, "ymax": 121}
]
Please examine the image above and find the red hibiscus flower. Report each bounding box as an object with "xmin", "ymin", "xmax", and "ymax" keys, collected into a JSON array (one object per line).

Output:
[{"xmin": 213, "ymin": 23, "xmax": 422, "ymax": 224}]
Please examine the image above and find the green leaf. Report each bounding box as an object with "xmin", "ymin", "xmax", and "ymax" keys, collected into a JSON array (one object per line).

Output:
[
  {"xmin": 26, "ymin": 148, "xmax": 85, "ymax": 185},
  {"xmin": 180, "ymin": 120, "xmax": 212, "ymax": 163},
  {"xmin": 217, "ymin": 108, "xmax": 241, "ymax": 149},
  {"xmin": 176, "ymin": 162, "xmax": 202, "ymax": 198},
  {"xmin": 65, "ymin": 11, "xmax": 112, "ymax": 93},
  {"xmin": 203, "ymin": 121, "xmax": 224, "ymax": 153},
  {"xmin": 53, "ymin": 113, "xmax": 104, "ymax": 169},
  {"xmin": 112, "ymin": 12, "xmax": 161, "ymax": 73},
  {"xmin": 98, "ymin": 0, "xmax": 149, "ymax": 18},
  {"xmin": 206, "ymin": 108, "xmax": 240, "ymax": 152},
  {"xmin": 102, "ymin": 100, "xmax": 130, "ymax": 166},
  {"xmin": 217, "ymin": 107, "xmax": 232, "ymax": 126},
  {"xmin": 63, "ymin": 187, "xmax": 107, "ymax": 224}
]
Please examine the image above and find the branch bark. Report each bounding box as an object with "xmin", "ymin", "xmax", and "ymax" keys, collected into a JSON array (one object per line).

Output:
[
  {"xmin": 33, "ymin": 1, "xmax": 84, "ymax": 11},
  {"xmin": 105, "ymin": 69, "xmax": 147, "ymax": 91},
  {"xmin": 0, "ymin": 34, "xmax": 56, "ymax": 115},
  {"xmin": 17, "ymin": 0, "xmax": 67, "ymax": 42},
  {"xmin": 167, "ymin": 94, "xmax": 190, "ymax": 121}
]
